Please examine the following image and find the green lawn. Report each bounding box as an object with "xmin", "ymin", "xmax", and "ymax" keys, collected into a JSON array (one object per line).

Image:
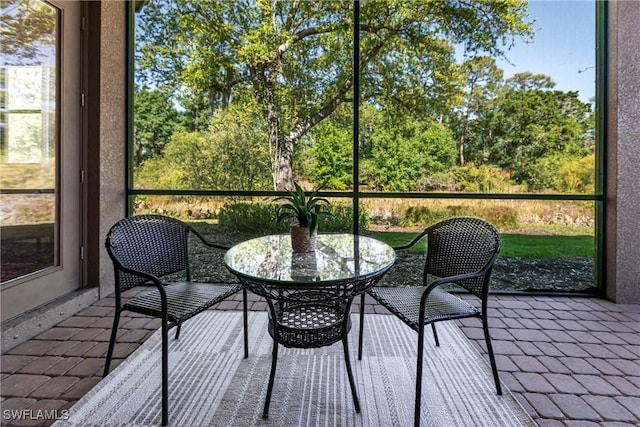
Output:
[{"xmin": 368, "ymin": 231, "xmax": 594, "ymax": 258}]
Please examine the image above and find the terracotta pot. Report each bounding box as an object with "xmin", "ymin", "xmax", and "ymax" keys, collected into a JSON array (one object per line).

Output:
[{"xmin": 290, "ymin": 225, "xmax": 317, "ymax": 253}]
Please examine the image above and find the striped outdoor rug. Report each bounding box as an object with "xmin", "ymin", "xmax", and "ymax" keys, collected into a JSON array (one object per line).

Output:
[{"xmin": 56, "ymin": 311, "xmax": 536, "ymax": 426}]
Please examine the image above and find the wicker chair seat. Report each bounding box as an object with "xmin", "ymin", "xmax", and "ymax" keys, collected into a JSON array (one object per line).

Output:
[
  {"xmin": 369, "ymin": 286, "xmax": 478, "ymax": 331},
  {"xmin": 124, "ymin": 282, "xmax": 242, "ymax": 326}
]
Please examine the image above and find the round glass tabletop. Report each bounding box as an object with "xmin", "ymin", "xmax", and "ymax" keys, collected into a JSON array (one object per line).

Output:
[{"xmin": 224, "ymin": 233, "xmax": 396, "ymax": 286}]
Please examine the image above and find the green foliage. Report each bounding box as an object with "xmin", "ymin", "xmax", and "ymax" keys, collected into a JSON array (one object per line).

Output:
[
  {"xmin": 135, "ymin": 107, "xmax": 272, "ymax": 191},
  {"xmin": 450, "ymin": 68, "xmax": 595, "ymax": 190},
  {"xmin": 218, "ymin": 202, "xmax": 284, "ymax": 234},
  {"xmin": 454, "ymin": 163, "xmax": 512, "ymax": 192},
  {"xmin": 204, "ymin": 107, "xmax": 272, "ymax": 191},
  {"xmin": 307, "ymin": 116, "xmax": 353, "ymax": 190},
  {"xmin": 528, "ymin": 154, "xmax": 595, "ymax": 193},
  {"xmin": 134, "ymin": 131, "xmax": 207, "ymax": 189},
  {"xmin": 275, "ymin": 182, "xmax": 331, "ymax": 234},
  {"xmin": 133, "ymin": 87, "xmax": 182, "ymax": 166},
  {"xmin": 449, "ymin": 56, "xmax": 504, "ymax": 166},
  {"xmin": 217, "ymin": 200, "xmax": 360, "ymax": 234},
  {"xmin": 136, "ymin": 0, "xmax": 533, "ymax": 189},
  {"xmin": 132, "ymin": 1, "xmax": 595, "ymax": 198},
  {"xmin": 527, "ymin": 155, "xmax": 566, "ymax": 191},
  {"xmin": 478, "ymin": 73, "xmax": 594, "ymax": 184},
  {"xmin": 399, "ymin": 205, "xmax": 518, "ymax": 230},
  {"xmin": 362, "ymin": 119, "xmax": 457, "ymax": 191},
  {"xmin": 557, "ymin": 155, "xmax": 595, "ymax": 194}
]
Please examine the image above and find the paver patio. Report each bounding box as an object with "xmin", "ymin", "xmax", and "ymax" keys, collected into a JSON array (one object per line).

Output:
[{"xmin": 1, "ymin": 291, "xmax": 639, "ymax": 426}]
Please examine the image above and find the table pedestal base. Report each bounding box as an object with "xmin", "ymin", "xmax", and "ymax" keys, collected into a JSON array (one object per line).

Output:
[{"xmin": 263, "ymin": 298, "xmax": 360, "ymax": 419}]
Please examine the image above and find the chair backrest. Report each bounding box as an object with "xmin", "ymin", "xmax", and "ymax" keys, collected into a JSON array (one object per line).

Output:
[
  {"xmin": 424, "ymin": 216, "xmax": 500, "ymax": 298},
  {"xmin": 105, "ymin": 214, "xmax": 191, "ymax": 291}
]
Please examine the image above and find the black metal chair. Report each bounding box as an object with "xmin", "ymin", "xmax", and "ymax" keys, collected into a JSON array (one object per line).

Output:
[
  {"xmin": 358, "ymin": 216, "xmax": 502, "ymax": 427},
  {"xmin": 103, "ymin": 214, "xmax": 248, "ymax": 426}
]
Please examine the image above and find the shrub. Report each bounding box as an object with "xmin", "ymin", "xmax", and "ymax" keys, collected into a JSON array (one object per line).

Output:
[
  {"xmin": 399, "ymin": 206, "xmax": 450, "ymax": 227},
  {"xmin": 399, "ymin": 203, "xmax": 518, "ymax": 230},
  {"xmin": 307, "ymin": 121, "xmax": 353, "ymax": 190},
  {"xmin": 528, "ymin": 154, "xmax": 595, "ymax": 193},
  {"xmin": 361, "ymin": 121, "xmax": 457, "ymax": 192},
  {"xmin": 527, "ymin": 155, "xmax": 564, "ymax": 191},
  {"xmin": 480, "ymin": 206, "xmax": 519, "ymax": 229},
  {"xmin": 454, "ymin": 163, "xmax": 511, "ymax": 193},
  {"xmin": 322, "ymin": 202, "xmax": 370, "ymax": 232},
  {"xmin": 218, "ymin": 202, "xmax": 284, "ymax": 233},
  {"xmin": 557, "ymin": 154, "xmax": 595, "ymax": 194},
  {"xmin": 217, "ymin": 201, "xmax": 368, "ymax": 233},
  {"xmin": 134, "ymin": 107, "xmax": 272, "ymax": 192}
]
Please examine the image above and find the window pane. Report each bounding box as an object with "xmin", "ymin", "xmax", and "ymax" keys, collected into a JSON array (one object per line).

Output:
[
  {"xmin": 133, "ymin": 1, "xmax": 353, "ymax": 191},
  {"xmin": 358, "ymin": 0, "xmax": 595, "ymax": 195},
  {"xmin": 1, "ymin": 0, "xmax": 58, "ymax": 283},
  {"xmin": 129, "ymin": 1, "xmax": 600, "ymax": 295},
  {"xmin": 362, "ymin": 197, "xmax": 595, "ymax": 293}
]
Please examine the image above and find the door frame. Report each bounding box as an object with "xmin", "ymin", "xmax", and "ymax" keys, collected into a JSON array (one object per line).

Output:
[{"xmin": 0, "ymin": 0, "xmax": 86, "ymax": 321}]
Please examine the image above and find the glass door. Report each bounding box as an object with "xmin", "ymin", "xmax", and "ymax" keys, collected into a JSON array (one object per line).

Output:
[{"xmin": 1, "ymin": 0, "xmax": 83, "ymax": 320}]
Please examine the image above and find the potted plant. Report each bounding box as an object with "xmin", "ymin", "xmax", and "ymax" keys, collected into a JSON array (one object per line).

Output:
[{"xmin": 276, "ymin": 182, "xmax": 331, "ymax": 252}]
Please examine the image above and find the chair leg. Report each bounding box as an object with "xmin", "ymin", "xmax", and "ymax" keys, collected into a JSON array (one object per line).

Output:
[
  {"xmin": 263, "ymin": 329, "xmax": 279, "ymax": 419},
  {"xmin": 482, "ymin": 315, "xmax": 502, "ymax": 395},
  {"xmin": 263, "ymin": 301, "xmax": 279, "ymax": 419},
  {"xmin": 243, "ymin": 288, "xmax": 249, "ymax": 359},
  {"xmin": 415, "ymin": 322, "xmax": 426, "ymax": 427},
  {"xmin": 342, "ymin": 320, "xmax": 361, "ymax": 413},
  {"xmin": 358, "ymin": 292, "xmax": 366, "ymax": 360},
  {"xmin": 103, "ymin": 308, "xmax": 121, "ymax": 377},
  {"xmin": 431, "ymin": 323, "xmax": 439, "ymax": 347},
  {"xmin": 161, "ymin": 314, "xmax": 169, "ymax": 426},
  {"xmin": 174, "ymin": 323, "xmax": 182, "ymax": 340}
]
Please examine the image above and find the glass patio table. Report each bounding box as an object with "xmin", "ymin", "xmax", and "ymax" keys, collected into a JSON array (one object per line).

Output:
[{"xmin": 224, "ymin": 233, "xmax": 395, "ymax": 418}]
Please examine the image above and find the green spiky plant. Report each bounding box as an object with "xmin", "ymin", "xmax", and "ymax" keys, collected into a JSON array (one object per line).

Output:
[{"xmin": 276, "ymin": 182, "xmax": 332, "ymax": 235}]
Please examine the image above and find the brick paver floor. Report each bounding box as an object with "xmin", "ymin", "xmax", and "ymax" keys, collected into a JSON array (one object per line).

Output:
[{"xmin": 1, "ymin": 291, "xmax": 639, "ymax": 426}]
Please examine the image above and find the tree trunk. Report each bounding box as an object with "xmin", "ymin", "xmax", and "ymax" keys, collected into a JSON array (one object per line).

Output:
[
  {"xmin": 459, "ymin": 133, "xmax": 466, "ymax": 166},
  {"xmin": 252, "ymin": 50, "xmax": 356, "ymax": 191},
  {"xmin": 274, "ymin": 135, "xmax": 295, "ymax": 191}
]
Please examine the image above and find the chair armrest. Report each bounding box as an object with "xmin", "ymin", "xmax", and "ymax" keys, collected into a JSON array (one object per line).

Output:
[
  {"xmin": 419, "ymin": 264, "xmax": 493, "ymax": 307},
  {"xmin": 190, "ymin": 227, "xmax": 230, "ymax": 251},
  {"xmin": 112, "ymin": 259, "xmax": 164, "ymax": 289},
  {"xmin": 112, "ymin": 262, "xmax": 173, "ymax": 310},
  {"xmin": 392, "ymin": 229, "xmax": 428, "ymax": 251}
]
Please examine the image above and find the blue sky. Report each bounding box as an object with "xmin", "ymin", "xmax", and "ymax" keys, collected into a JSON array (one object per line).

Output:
[{"xmin": 495, "ymin": 0, "xmax": 596, "ymax": 103}]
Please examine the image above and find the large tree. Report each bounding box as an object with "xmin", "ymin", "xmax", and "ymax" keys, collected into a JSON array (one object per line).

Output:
[
  {"xmin": 486, "ymin": 72, "xmax": 594, "ymax": 183},
  {"xmin": 133, "ymin": 87, "xmax": 182, "ymax": 165},
  {"xmin": 450, "ymin": 56, "xmax": 504, "ymax": 166},
  {"xmin": 136, "ymin": 0, "xmax": 532, "ymax": 190}
]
